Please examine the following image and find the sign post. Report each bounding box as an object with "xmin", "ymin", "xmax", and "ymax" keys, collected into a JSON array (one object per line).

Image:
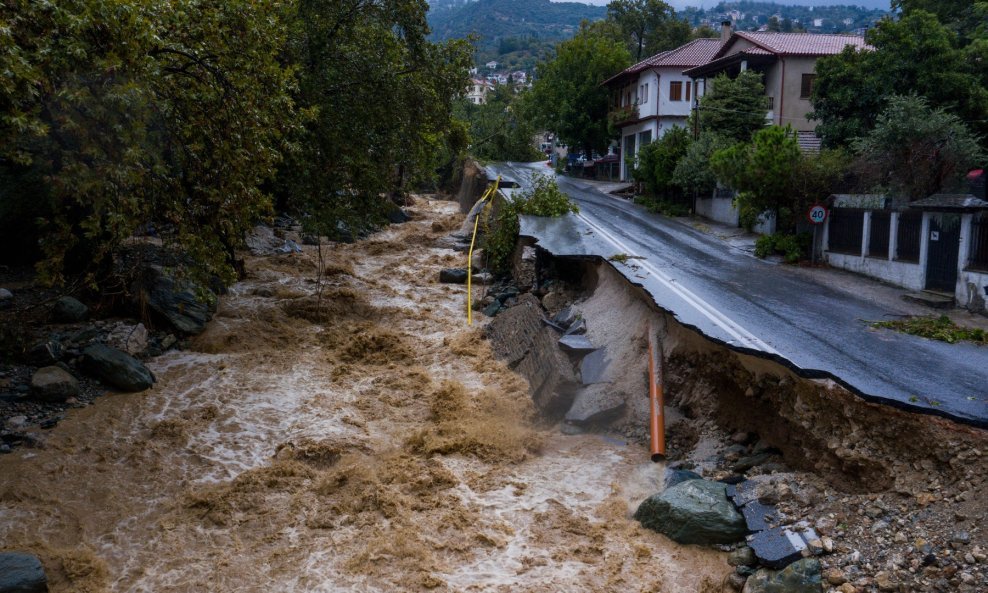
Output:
[{"xmin": 807, "ymin": 204, "xmax": 828, "ymax": 265}]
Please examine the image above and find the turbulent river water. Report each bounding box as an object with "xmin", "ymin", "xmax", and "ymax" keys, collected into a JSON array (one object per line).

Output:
[{"xmin": 0, "ymin": 197, "xmax": 730, "ymax": 592}]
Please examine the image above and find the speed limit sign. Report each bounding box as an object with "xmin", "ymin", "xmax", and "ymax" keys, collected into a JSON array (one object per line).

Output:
[{"xmin": 807, "ymin": 204, "xmax": 828, "ymax": 224}]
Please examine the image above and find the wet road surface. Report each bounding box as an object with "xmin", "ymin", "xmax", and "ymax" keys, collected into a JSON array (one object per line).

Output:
[{"xmin": 487, "ymin": 161, "xmax": 988, "ymax": 428}]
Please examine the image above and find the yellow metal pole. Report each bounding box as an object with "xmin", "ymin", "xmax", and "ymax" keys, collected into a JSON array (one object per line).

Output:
[{"xmin": 467, "ymin": 176, "xmax": 500, "ymax": 324}]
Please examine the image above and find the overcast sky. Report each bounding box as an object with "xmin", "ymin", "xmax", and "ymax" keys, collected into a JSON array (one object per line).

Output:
[{"xmin": 559, "ymin": 0, "xmax": 892, "ymax": 9}]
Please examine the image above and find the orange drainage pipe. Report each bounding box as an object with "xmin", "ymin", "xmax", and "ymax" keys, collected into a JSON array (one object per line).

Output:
[{"xmin": 647, "ymin": 323, "xmax": 666, "ymax": 462}]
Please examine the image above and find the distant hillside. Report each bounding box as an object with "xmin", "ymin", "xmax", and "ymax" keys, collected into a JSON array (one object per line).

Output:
[{"xmin": 427, "ymin": 0, "xmax": 606, "ymax": 49}]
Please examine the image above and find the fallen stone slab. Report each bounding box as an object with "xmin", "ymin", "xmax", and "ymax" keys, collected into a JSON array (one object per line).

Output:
[
  {"xmin": 30, "ymin": 366, "xmax": 79, "ymax": 403},
  {"xmin": 0, "ymin": 551, "xmax": 48, "ymax": 593},
  {"xmin": 81, "ymin": 344, "xmax": 155, "ymax": 392},
  {"xmin": 741, "ymin": 500, "xmax": 781, "ymax": 533},
  {"xmin": 747, "ymin": 523, "xmax": 820, "ymax": 569},
  {"xmin": 742, "ymin": 558, "xmax": 822, "ymax": 593},
  {"xmin": 439, "ymin": 268, "xmax": 468, "ymax": 284},
  {"xmin": 579, "ymin": 348, "xmax": 609, "ymax": 384},
  {"xmin": 558, "ymin": 334, "xmax": 595, "ymax": 354},
  {"xmin": 634, "ymin": 479, "xmax": 747, "ymax": 545},
  {"xmin": 552, "ymin": 306, "xmax": 577, "ymax": 329},
  {"xmin": 564, "ymin": 384, "xmax": 625, "ymax": 426},
  {"xmin": 563, "ymin": 318, "xmax": 587, "ymax": 336}
]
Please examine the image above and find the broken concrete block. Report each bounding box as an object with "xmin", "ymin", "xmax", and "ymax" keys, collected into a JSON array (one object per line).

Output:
[
  {"xmin": 742, "ymin": 500, "xmax": 781, "ymax": 533},
  {"xmin": 558, "ymin": 334, "xmax": 594, "ymax": 354},
  {"xmin": 748, "ymin": 523, "xmax": 821, "ymax": 569},
  {"xmin": 579, "ymin": 348, "xmax": 609, "ymax": 384},
  {"xmin": 564, "ymin": 318, "xmax": 587, "ymax": 336}
]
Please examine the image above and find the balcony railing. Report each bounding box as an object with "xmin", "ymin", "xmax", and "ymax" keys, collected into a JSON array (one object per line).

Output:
[{"xmin": 608, "ymin": 104, "xmax": 638, "ymax": 127}]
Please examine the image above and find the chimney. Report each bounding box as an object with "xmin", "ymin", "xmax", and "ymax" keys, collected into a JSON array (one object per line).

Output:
[{"xmin": 720, "ymin": 21, "xmax": 732, "ymax": 44}]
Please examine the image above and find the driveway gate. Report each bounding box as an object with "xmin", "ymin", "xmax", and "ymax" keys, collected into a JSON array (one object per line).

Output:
[{"xmin": 925, "ymin": 213, "xmax": 961, "ymax": 292}]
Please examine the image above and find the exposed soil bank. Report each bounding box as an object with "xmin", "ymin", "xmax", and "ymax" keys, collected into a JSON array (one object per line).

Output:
[
  {"xmin": 0, "ymin": 197, "xmax": 732, "ymax": 592},
  {"xmin": 518, "ymin": 256, "xmax": 987, "ymax": 592}
]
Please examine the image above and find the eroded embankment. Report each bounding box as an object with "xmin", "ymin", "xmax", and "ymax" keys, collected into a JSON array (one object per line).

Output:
[
  {"xmin": 539, "ymin": 259, "xmax": 987, "ymax": 497},
  {"xmin": 0, "ymin": 197, "xmax": 732, "ymax": 593}
]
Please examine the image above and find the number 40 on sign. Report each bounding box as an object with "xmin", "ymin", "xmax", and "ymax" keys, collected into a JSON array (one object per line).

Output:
[{"xmin": 807, "ymin": 205, "xmax": 828, "ymax": 224}]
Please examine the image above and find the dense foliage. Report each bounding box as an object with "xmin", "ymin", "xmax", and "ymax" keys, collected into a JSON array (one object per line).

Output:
[
  {"xmin": 695, "ymin": 71, "xmax": 768, "ymax": 143},
  {"xmin": 633, "ymin": 126, "xmax": 690, "ymax": 198},
  {"xmin": 455, "ymin": 87, "xmax": 544, "ymax": 163},
  {"xmin": 527, "ymin": 23, "xmax": 631, "ymax": 158},
  {"xmin": 607, "ymin": 0, "xmax": 692, "ymax": 62},
  {"xmin": 484, "ymin": 174, "xmax": 578, "ymax": 272},
  {"xmin": 0, "ymin": 0, "xmax": 471, "ymax": 287},
  {"xmin": 812, "ymin": 8, "xmax": 988, "ymax": 149}
]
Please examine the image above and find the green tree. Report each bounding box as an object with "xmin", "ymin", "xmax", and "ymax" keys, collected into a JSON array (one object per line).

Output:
[
  {"xmin": 606, "ymin": 0, "xmax": 691, "ymax": 61},
  {"xmin": 852, "ymin": 95, "xmax": 985, "ymax": 201},
  {"xmin": 528, "ymin": 22, "xmax": 631, "ymax": 158},
  {"xmin": 710, "ymin": 126, "xmax": 801, "ymax": 230},
  {"xmin": 672, "ymin": 133, "xmax": 733, "ymax": 197},
  {"xmin": 695, "ymin": 71, "xmax": 767, "ymax": 143},
  {"xmin": 812, "ymin": 10, "xmax": 988, "ymax": 147},
  {"xmin": 0, "ymin": 0, "xmax": 299, "ymax": 286},
  {"xmin": 633, "ymin": 126, "xmax": 690, "ymax": 197},
  {"xmin": 457, "ymin": 86, "xmax": 543, "ymax": 162},
  {"xmin": 275, "ymin": 0, "xmax": 472, "ymax": 239}
]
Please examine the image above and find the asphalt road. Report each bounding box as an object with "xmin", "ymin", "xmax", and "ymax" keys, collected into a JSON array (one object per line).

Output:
[{"xmin": 486, "ymin": 161, "xmax": 988, "ymax": 428}]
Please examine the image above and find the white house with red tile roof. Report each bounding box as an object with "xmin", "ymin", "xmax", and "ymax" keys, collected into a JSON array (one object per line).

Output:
[
  {"xmin": 684, "ymin": 29, "xmax": 870, "ymax": 138},
  {"xmin": 603, "ymin": 37, "xmax": 723, "ymax": 181}
]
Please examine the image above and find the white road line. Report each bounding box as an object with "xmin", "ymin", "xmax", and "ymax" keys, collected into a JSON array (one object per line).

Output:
[{"xmin": 575, "ymin": 212, "xmax": 779, "ymax": 354}]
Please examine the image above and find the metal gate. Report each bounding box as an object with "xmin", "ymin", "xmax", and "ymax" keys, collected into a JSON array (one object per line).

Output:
[{"xmin": 925, "ymin": 213, "xmax": 961, "ymax": 292}]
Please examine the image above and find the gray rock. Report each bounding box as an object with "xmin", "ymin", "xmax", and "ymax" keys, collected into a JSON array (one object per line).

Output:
[
  {"xmin": 495, "ymin": 287, "xmax": 520, "ymax": 303},
  {"xmin": 664, "ymin": 469, "xmax": 703, "ymax": 489},
  {"xmin": 385, "ymin": 205, "xmax": 410, "ymax": 224},
  {"xmin": 729, "ymin": 545, "xmax": 757, "ymax": 567},
  {"xmin": 742, "ymin": 558, "xmax": 822, "ymax": 593},
  {"xmin": 81, "ymin": 344, "xmax": 155, "ymax": 392},
  {"xmin": 106, "ymin": 322, "xmax": 149, "ymax": 356},
  {"xmin": 733, "ymin": 452, "xmax": 775, "ymax": 473},
  {"xmin": 552, "ymin": 306, "xmax": 577, "ymax": 328},
  {"xmin": 245, "ymin": 224, "xmax": 282, "ymax": 255},
  {"xmin": 579, "ymin": 348, "xmax": 609, "ymax": 384},
  {"xmin": 634, "ymin": 479, "xmax": 748, "ymax": 545},
  {"xmin": 482, "ymin": 301, "xmax": 502, "ymax": 317},
  {"xmin": 26, "ymin": 340, "xmax": 62, "ymax": 366},
  {"xmin": 558, "ymin": 334, "xmax": 595, "ymax": 354},
  {"xmin": 30, "ymin": 366, "xmax": 79, "ymax": 402},
  {"xmin": 564, "ymin": 383, "xmax": 625, "ymax": 425},
  {"xmin": 563, "ymin": 318, "xmax": 587, "ymax": 336},
  {"xmin": 439, "ymin": 268, "xmax": 468, "ymax": 284},
  {"xmin": 0, "ymin": 288, "xmax": 12, "ymax": 310},
  {"xmin": 0, "ymin": 551, "xmax": 47, "ymax": 593},
  {"xmin": 51, "ymin": 296, "xmax": 88, "ymax": 323},
  {"xmin": 138, "ymin": 267, "xmax": 214, "ymax": 335}
]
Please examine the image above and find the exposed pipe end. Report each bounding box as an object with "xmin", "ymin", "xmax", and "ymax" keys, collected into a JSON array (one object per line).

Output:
[{"xmin": 650, "ymin": 452, "xmax": 665, "ymax": 463}]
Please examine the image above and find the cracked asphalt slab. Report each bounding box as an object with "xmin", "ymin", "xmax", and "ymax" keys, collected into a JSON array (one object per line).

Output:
[{"xmin": 485, "ymin": 161, "xmax": 988, "ymax": 428}]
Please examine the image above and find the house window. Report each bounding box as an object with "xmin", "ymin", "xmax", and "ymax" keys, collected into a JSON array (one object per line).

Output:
[
  {"xmin": 766, "ymin": 96, "xmax": 775, "ymax": 110},
  {"xmin": 643, "ymin": 83, "xmax": 649, "ymax": 103},
  {"xmin": 669, "ymin": 80, "xmax": 683, "ymax": 101},
  {"xmin": 638, "ymin": 130, "xmax": 652, "ymax": 147},
  {"xmin": 800, "ymin": 74, "xmax": 816, "ymax": 99},
  {"xmin": 685, "ymin": 80, "xmax": 691, "ymax": 102}
]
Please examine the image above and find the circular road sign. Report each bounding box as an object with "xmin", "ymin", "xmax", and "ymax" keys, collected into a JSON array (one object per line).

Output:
[{"xmin": 807, "ymin": 204, "xmax": 828, "ymax": 225}]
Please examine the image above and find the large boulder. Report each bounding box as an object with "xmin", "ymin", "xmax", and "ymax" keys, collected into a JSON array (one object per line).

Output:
[
  {"xmin": 30, "ymin": 366, "xmax": 79, "ymax": 402},
  {"xmin": 81, "ymin": 344, "xmax": 154, "ymax": 392},
  {"xmin": 439, "ymin": 268, "xmax": 468, "ymax": 284},
  {"xmin": 742, "ymin": 558, "xmax": 822, "ymax": 593},
  {"xmin": 137, "ymin": 266, "xmax": 214, "ymax": 335},
  {"xmin": 51, "ymin": 296, "xmax": 88, "ymax": 323},
  {"xmin": 634, "ymin": 479, "xmax": 748, "ymax": 545},
  {"xmin": 0, "ymin": 288, "xmax": 12, "ymax": 310},
  {"xmin": 0, "ymin": 551, "xmax": 48, "ymax": 593}
]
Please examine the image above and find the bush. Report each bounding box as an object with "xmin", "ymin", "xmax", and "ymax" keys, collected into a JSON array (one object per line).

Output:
[
  {"xmin": 754, "ymin": 232, "xmax": 811, "ymax": 263},
  {"xmin": 484, "ymin": 174, "xmax": 578, "ymax": 272},
  {"xmin": 636, "ymin": 196, "xmax": 689, "ymax": 217}
]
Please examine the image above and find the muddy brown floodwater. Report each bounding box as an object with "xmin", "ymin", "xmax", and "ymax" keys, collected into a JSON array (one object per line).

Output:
[{"xmin": 0, "ymin": 197, "xmax": 731, "ymax": 592}]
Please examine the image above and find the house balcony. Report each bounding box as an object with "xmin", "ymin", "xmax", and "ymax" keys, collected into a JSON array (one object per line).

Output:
[{"xmin": 608, "ymin": 104, "xmax": 638, "ymax": 127}]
